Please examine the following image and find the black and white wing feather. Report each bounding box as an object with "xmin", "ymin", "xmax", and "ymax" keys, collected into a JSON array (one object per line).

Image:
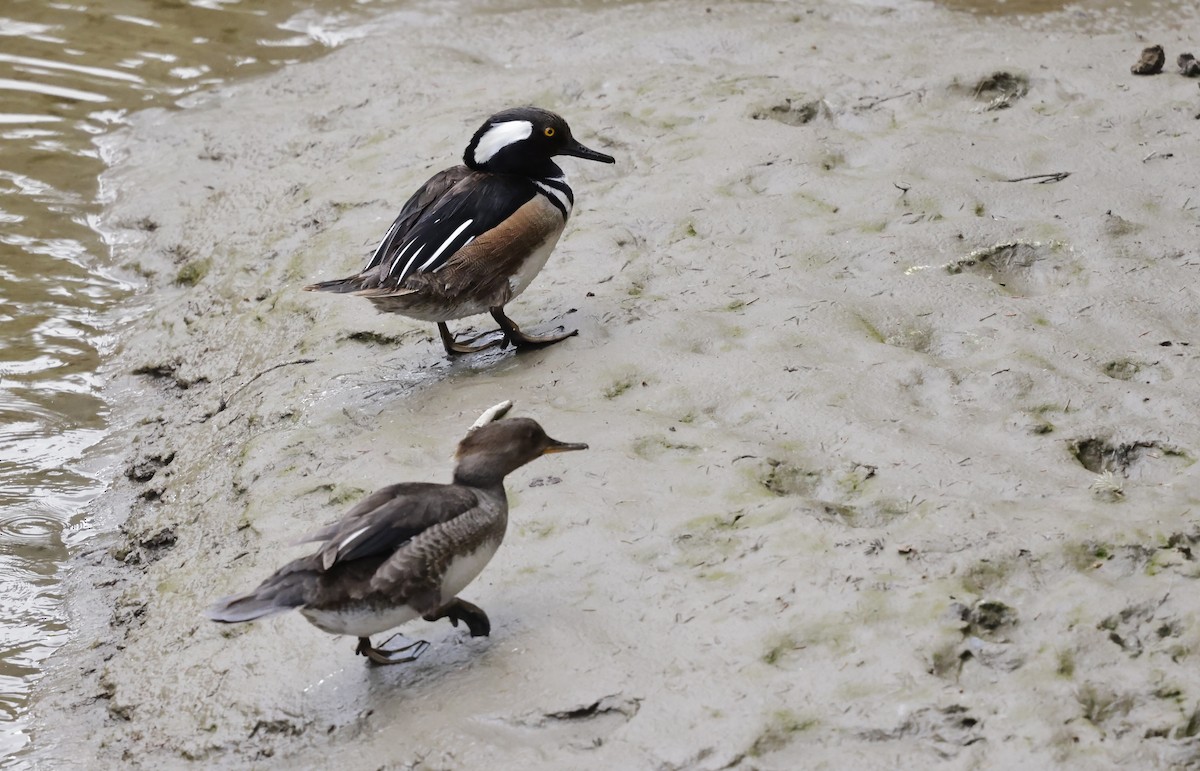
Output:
[
  {"xmin": 373, "ymin": 174, "xmax": 540, "ymax": 284},
  {"xmin": 364, "ymin": 166, "xmax": 471, "ymax": 272}
]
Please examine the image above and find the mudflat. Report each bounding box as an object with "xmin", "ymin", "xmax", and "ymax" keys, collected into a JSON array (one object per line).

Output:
[{"xmin": 29, "ymin": 1, "xmax": 1200, "ymax": 768}]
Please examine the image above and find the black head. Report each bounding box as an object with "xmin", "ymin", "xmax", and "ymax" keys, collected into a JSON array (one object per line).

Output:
[
  {"xmin": 463, "ymin": 106, "xmax": 616, "ymax": 176},
  {"xmin": 453, "ymin": 417, "xmax": 588, "ymax": 486}
]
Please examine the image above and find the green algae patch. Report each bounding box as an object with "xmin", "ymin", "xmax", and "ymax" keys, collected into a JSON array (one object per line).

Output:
[{"xmin": 174, "ymin": 259, "xmax": 211, "ymax": 287}]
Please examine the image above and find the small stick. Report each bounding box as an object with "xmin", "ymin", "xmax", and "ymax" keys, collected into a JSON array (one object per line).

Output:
[
  {"xmin": 1142, "ymin": 151, "xmax": 1174, "ymax": 163},
  {"xmin": 856, "ymin": 91, "xmax": 916, "ymax": 110},
  {"xmin": 222, "ymin": 358, "xmax": 316, "ymax": 408},
  {"xmin": 1004, "ymin": 172, "xmax": 1071, "ymax": 183}
]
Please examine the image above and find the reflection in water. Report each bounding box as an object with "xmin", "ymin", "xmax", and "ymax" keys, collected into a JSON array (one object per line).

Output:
[{"xmin": 0, "ymin": 0, "xmax": 393, "ymax": 758}]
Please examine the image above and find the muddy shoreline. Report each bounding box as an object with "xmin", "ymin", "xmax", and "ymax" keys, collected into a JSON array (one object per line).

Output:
[{"xmin": 27, "ymin": 0, "xmax": 1200, "ymax": 767}]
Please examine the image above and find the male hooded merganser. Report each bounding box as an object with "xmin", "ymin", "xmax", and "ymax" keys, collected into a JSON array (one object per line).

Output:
[
  {"xmin": 304, "ymin": 106, "xmax": 615, "ymax": 357},
  {"xmin": 205, "ymin": 408, "xmax": 587, "ymax": 665}
]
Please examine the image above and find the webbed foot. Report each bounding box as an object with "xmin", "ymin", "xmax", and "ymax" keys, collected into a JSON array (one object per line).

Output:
[
  {"xmin": 438, "ymin": 322, "xmax": 506, "ymax": 356},
  {"xmin": 423, "ymin": 597, "xmax": 491, "ymax": 638},
  {"xmin": 490, "ymin": 308, "xmax": 577, "ymax": 351},
  {"xmin": 355, "ymin": 634, "xmax": 431, "ymax": 666}
]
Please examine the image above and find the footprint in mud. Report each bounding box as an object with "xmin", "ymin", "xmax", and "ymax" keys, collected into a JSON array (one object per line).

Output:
[
  {"xmin": 935, "ymin": 600, "xmax": 1025, "ymax": 677},
  {"xmin": 1098, "ymin": 598, "xmax": 1185, "ymax": 659},
  {"xmin": 946, "ymin": 241, "xmax": 1077, "ymax": 297},
  {"xmin": 952, "ymin": 71, "xmax": 1029, "ymax": 111},
  {"xmin": 749, "ymin": 98, "xmax": 829, "ymax": 126},
  {"xmin": 753, "ymin": 459, "xmax": 901, "ymax": 528},
  {"xmin": 1075, "ymin": 683, "xmax": 1136, "ymax": 730},
  {"xmin": 482, "ymin": 695, "xmax": 641, "ymax": 751},
  {"xmin": 857, "ymin": 704, "xmax": 983, "ymax": 756},
  {"xmin": 814, "ymin": 500, "xmax": 910, "ymax": 529},
  {"xmin": 1101, "ymin": 358, "xmax": 1172, "ymax": 384},
  {"xmin": 1067, "ymin": 533, "xmax": 1198, "ymax": 578},
  {"xmin": 1069, "ymin": 437, "xmax": 1190, "ymax": 483}
]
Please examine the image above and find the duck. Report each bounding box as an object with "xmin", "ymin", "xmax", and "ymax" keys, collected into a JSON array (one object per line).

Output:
[
  {"xmin": 304, "ymin": 106, "xmax": 615, "ymax": 357},
  {"xmin": 205, "ymin": 405, "xmax": 588, "ymax": 665}
]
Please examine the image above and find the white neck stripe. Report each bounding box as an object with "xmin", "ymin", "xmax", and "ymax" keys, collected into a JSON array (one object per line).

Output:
[
  {"xmin": 473, "ymin": 120, "xmax": 533, "ymax": 165},
  {"xmin": 534, "ymin": 181, "xmax": 572, "ymax": 216}
]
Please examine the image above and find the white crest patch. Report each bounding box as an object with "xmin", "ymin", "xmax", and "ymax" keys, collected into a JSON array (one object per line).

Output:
[{"xmin": 472, "ymin": 120, "xmax": 533, "ymax": 165}]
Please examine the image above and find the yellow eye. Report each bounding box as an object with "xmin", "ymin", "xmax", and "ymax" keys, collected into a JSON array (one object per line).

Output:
[{"xmin": 544, "ymin": 127, "xmax": 555, "ymax": 137}]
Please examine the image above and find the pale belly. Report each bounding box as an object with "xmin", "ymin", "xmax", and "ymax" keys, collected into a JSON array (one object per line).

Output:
[
  {"xmin": 438, "ymin": 539, "xmax": 501, "ymax": 601},
  {"xmin": 301, "ymin": 604, "xmax": 421, "ymax": 638},
  {"xmin": 299, "ymin": 540, "xmax": 502, "ymax": 638},
  {"xmin": 504, "ymin": 230, "xmax": 563, "ymax": 303}
]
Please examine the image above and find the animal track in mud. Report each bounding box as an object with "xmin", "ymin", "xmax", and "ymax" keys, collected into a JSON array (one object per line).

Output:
[
  {"xmin": 759, "ymin": 459, "xmax": 819, "ymax": 497},
  {"xmin": 946, "ymin": 241, "xmax": 1075, "ymax": 296},
  {"xmin": 882, "ymin": 323, "xmax": 934, "ymax": 354},
  {"xmin": 1068, "ymin": 532, "xmax": 1199, "ymax": 578},
  {"xmin": 1102, "ymin": 358, "xmax": 1172, "ymax": 384},
  {"xmin": 1069, "ymin": 437, "xmax": 1189, "ymax": 481},
  {"xmin": 814, "ymin": 500, "xmax": 909, "ymax": 529},
  {"xmin": 937, "ymin": 600, "xmax": 1024, "ymax": 676},
  {"xmin": 954, "ymin": 71, "xmax": 1029, "ymax": 110},
  {"xmin": 858, "ymin": 704, "xmax": 983, "ymax": 755},
  {"xmin": 752, "ymin": 459, "xmax": 900, "ymax": 528},
  {"xmin": 1098, "ymin": 599, "xmax": 1186, "ymax": 660},
  {"xmin": 1075, "ymin": 683, "xmax": 1135, "ymax": 730},
  {"xmin": 949, "ymin": 599, "xmax": 1018, "ymax": 642},
  {"xmin": 484, "ymin": 695, "xmax": 641, "ymax": 751},
  {"xmin": 757, "ymin": 458, "xmax": 877, "ymax": 499},
  {"xmin": 750, "ymin": 98, "xmax": 828, "ymax": 126}
]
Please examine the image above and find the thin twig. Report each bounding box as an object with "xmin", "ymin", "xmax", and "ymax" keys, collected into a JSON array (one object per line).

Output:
[
  {"xmin": 856, "ymin": 91, "xmax": 916, "ymax": 110},
  {"xmin": 222, "ymin": 358, "xmax": 316, "ymax": 408},
  {"xmin": 1004, "ymin": 172, "xmax": 1071, "ymax": 183}
]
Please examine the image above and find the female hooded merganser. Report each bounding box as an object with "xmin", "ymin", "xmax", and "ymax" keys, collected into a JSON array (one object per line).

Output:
[
  {"xmin": 205, "ymin": 408, "xmax": 587, "ymax": 665},
  {"xmin": 305, "ymin": 106, "xmax": 615, "ymax": 357}
]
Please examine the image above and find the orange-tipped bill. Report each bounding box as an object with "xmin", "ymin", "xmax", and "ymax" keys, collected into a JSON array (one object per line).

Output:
[{"xmin": 542, "ymin": 438, "xmax": 589, "ymax": 454}]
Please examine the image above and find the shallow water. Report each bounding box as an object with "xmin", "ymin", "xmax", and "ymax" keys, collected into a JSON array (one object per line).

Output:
[
  {"xmin": 0, "ymin": 0, "xmax": 399, "ymax": 759},
  {"xmin": 932, "ymin": 0, "xmax": 1191, "ymax": 29}
]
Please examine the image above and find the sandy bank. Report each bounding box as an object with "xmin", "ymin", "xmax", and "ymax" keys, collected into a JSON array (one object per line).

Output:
[{"xmin": 28, "ymin": 0, "xmax": 1200, "ymax": 768}]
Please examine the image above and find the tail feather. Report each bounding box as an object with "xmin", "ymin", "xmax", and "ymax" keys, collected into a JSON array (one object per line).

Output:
[
  {"xmin": 205, "ymin": 569, "xmax": 313, "ymax": 623},
  {"xmin": 303, "ymin": 277, "xmax": 364, "ymax": 294},
  {"xmin": 351, "ymin": 286, "xmax": 419, "ymax": 298},
  {"xmin": 305, "ymin": 264, "xmax": 393, "ymax": 294}
]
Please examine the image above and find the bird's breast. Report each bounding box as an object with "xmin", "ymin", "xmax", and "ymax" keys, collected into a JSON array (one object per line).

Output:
[
  {"xmin": 505, "ymin": 226, "xmax": 565, "ymax": 299},
  {"xmin": 438, "ymin": 537, "xmax": 502, "ymax": 603}
]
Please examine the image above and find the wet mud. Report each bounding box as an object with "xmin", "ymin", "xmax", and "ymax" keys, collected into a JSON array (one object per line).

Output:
[{"xmin": 26, "ymin": 0, "xmax": 1200, "ymax": 768}]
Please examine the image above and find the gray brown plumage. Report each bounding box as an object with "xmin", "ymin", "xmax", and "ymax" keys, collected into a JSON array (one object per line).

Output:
[{"xmin": 205, "ymin": 416, "xmax": 587, "ymax": 665}]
